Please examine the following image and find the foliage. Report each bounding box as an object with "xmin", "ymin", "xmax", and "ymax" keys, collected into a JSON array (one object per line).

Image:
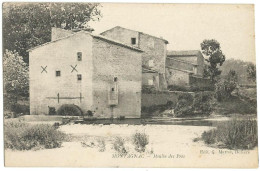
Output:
[
  {"xmin": 112, "ymin": 137, "xmax": 127, "ymax": 155},
  {"xmin": 4, "ymin": 111, "xmax": 14, "ymax": 119},
  {"xmin": 201, "ymin": 39, "xmax": 225, "ymax": 83},
  {"xmin": 48, "ymin": 106, "xmax": 56, "ymax": 115},
  {"xmin": 57, "ymin": 104, "xmax": 83, "ymax": 116},
  {"xmin": 132, "ymin": 132, "xmax": 149, "ymax": 152},
  {"xmin": 193, "ymin": 92, "xmax": 213, "ymax": 115},
  {"xmin": 168, "ymin": 85, "xmax": 214, "ymax": 92},
  {"xmin": 3, "ymin": 50, "xmax": 29, "ymax": 110},
  {"xmin": 84, "ymin": 110, "xmax": 93, "ymax": 117},
  {"xmin": 10, "ymin": 104, "xmax": 30, "ymax": 115},
  {"xmin": 247, "ymin": 63, "xmax": 256, "ymax": 82},
  {"xmin": 96, "ymin": 138, "xmax": 106, "ymax": 152},
  {"xmin": 220, "ymin": 59, "xmax": 255, "ymax": 85},
  {"xmin": 3, "ymin": 3, "xmax": 102, "ymax": 63},
  {"xmin": 215, "ymin": 70, "xmax": 238, "ymax": 101},
  {"xmin": 141, "ymin": 101, "xmax": 175, "ymax": 118},
  {"xmin": 214, "ymin": 94, "xmax": 256, "ymax": 115},
  {"xmin": 201, "ymin": 118, "xmax": 258, "ymax": 149},
  {"xmin": 174, "ymin": 93, "xmax": 194, "ymax": 117},
  {"xmin": 175, "ymin": 92, "xmax": 214, "ymax": 117},
  {"xmin": 81, "ymin": 137, "xmax": 106, "ymax": 152},
  {"xmin": 4, "ymin": 122, "xmax": 66, "ymax": 150}
]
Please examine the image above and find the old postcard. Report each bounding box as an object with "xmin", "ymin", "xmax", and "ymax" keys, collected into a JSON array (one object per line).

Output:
[{"xmin": 3, "ymin": 2, "xmax": 258, "ymax": 168}]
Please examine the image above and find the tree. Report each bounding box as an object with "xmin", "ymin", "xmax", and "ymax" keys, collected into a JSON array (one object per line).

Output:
[
  {"xmin": 201, "ymin": 39, "xmax": 225, "ymax": 83},
  {"xmin": 215, "ymin": 70, "xmax": 238, "ymax": 101},
  {"xmin": 3, "ymin": 3, "xmax": 102, "ymax": 63},
  {"xmin": 3, "ymin": 50, "xmax": 29, "ymax": 109},
  {"xmin": 247, "ymin": 63, "xmax": 256, "ymax": 82}
]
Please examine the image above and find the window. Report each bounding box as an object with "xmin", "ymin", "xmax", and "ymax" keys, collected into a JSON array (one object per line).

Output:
[
  {"xmin": 148, "ymin": 60, "xmax": 154, "ymax": 67},
  {"xmin": 77, "ymin": 52, "xmax": 82, "ymax": 61},
  {"xmin": 193, "ymin": 66, "xmax": 198, "ymax": 74},
  {"xmin": 111, "ymin": 88, "xmax": 115, "ymax": 92},
  {"xmin": 114, "ymin": 77, "xmax": 118, "ymax": 82},
  {"xmin": 131, "ymin": 38, "xmax": 136, "ymax": 45},
  {"xmin": 77, "ymin": 74, "xmax": 82, "ymax": 81},
  {"xmin": 148, "ymin": 79, "xmax": 153, "ymax": 85},
  {"xmin": 56, "ymin": 71, "xmax": 61, "ymax": 77}
]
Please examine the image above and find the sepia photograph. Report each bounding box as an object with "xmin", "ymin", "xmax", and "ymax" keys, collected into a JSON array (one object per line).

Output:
[{"xmin": 2, "ymin": 2, "xmax": 258, "ymax": 168}]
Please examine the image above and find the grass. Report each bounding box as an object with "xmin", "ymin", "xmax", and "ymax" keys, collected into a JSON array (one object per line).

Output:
[
  {"xmin": 132, "ymin": 132, "xmax": 149, "ymax": 152},
  {"xmin": 4, "ymin": 121, "xmax": 66, "ymax": 150},
  {"xmin": 81, "ymin": 137, "xmax": 106, "ymax": 152},
  {"xmin": 215, "ymin": 95, "xmax": 256, "ymax": 115},
  {"xmin": 112, "ymin": 136, "xmax": 127, "ymax": 155},
  {"xmin": 201, "ymin": 117, "xmax": 258, "ymax": 150}
]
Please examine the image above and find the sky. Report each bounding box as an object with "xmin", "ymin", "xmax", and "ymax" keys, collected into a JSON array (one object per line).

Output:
[{"xmin": 89, "ymin": 3, "xmax": 255, "ymax": 63}]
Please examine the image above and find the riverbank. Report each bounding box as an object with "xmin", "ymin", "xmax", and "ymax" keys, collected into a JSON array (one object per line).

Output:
[{"xmin": 5, "ymin": 123, "xmax": 258, "ymax": 167}]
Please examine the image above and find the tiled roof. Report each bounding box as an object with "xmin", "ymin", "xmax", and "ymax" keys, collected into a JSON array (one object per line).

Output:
[
  {"xmin": 166, "ymin": 66, "xmax": 194, "ymax": 74},
  {"xmin": 166, "ymin": 57, "xmax": 198, "ymax": 66},
  {"xmin": 101, "ymin": 26, "xmax": 169, "ymax": 44},
  {"xmin": 28, "ymin": 30, "xmax": 143, "ymax": 53},
  {"xmin": 167, "ymin": 50, "xmax": 201, "ymax": 57}
]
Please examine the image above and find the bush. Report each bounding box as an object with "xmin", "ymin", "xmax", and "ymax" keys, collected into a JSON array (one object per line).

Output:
[
  {"xmin": 201, "ymin": 118, "xmax": 258, "ymax": 149},
  {"xmin": 193, "ymin": 92, "xmax": 213, "ymax": 115},
  {"xmin": 57, "ymin": 104, "xmax": 83, "ymax": 116},
  {"xmin": 112, "ymin": 136, "xmax": 127, "ymax": 155},
  {"xmin": 4, "ymin": 122, "xmax": 66, "ymax": 150},
  {"xmin": 175, "ymin": 92, "xmax": 214, "ymax": 117},
  {"xmin": 132, "ymin": 132, "xmax": 149, "ymax": 152},
  {"xmin": 11, "ymin": 104, "xmax": 29, "ymax": 115},
  {"xmin": 48, "ymin": 106, "xmax": 56, "ymax": 115},
  {"xmin": 215, "ymin": 71, "xmax": 238, "ymax": 102},
  {"xmin": 175, "ymin": 93, "xmax": 194, "ymax": 117},
  {"xmin": 96, "ymin": 138, "xmax": 106, "ymax": 152},
  {"xmin": 84, "ymin": 110, "xmax": 93, "ymax": 117}
]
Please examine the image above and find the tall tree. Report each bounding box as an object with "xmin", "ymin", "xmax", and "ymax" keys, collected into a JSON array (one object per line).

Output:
[
  {"xmin": 3, "ymin": 3, "xmax": 102, "ymax": 63},
  {"xmin": 201, "ymin": 39, "xmax": 225, "ymax": 83},
  {"xmin": 3, "ymin": 50, "xmax": 29, "ymax": 109}
]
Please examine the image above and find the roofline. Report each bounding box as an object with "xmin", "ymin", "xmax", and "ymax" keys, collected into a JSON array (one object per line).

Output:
[
  {"xmin": 92, "ymin": 34, "xmax": 143, "ymax": 52},
  {"xmin": 166, "ymin": 66, "xmax": 194, "ymax": 74},
  {"xmin": 101, "ymin": 26, "xmax": 169, "ymax": 44},
  {"xmin": 166, "ymin": 57, "xmax": 198, "ymax": 66},
  {"xmin": 27, "ymin": 31, "xmax": 143, "ymax": 53},
  {"xmin": 167, "ymin": 50, "xmax": 202, "ymax": 57}
]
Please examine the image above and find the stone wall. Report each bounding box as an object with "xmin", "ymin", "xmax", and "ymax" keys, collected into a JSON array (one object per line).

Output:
[
  {"xmin": 101, "ymin": 26, "xmax": 139, "ymax": 48},
  {"xmin": 139, "ymin": 33, "xmax": 167, "ymax": 74},
  {"xmin": 166, "ymin": 58, "xmax": 194, "ymax": 72},
  {"xmin": 101, "ymin": 26, "xmax": 167, "ymax": 74},
  {"xmin": 189, "ymin": 75, "xmax": 212, "ymax": 88},
  {"xmin": 92, "ymin": 38, "xmax": 143, "ymax": 118},
  {"xmin": 165, "ymin": 68, "xmax": 190, "ymax": 86},
  {"xmin": 141, "ymin": 91, "xmax": 195, "ymax": 107},
  {"xmin": 29, "ymin": 32, "xmax": 93, "ymax": 115},
  {"xmin": 142, "ymin": 72, "xmax": 160, "ymax": 90}
]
